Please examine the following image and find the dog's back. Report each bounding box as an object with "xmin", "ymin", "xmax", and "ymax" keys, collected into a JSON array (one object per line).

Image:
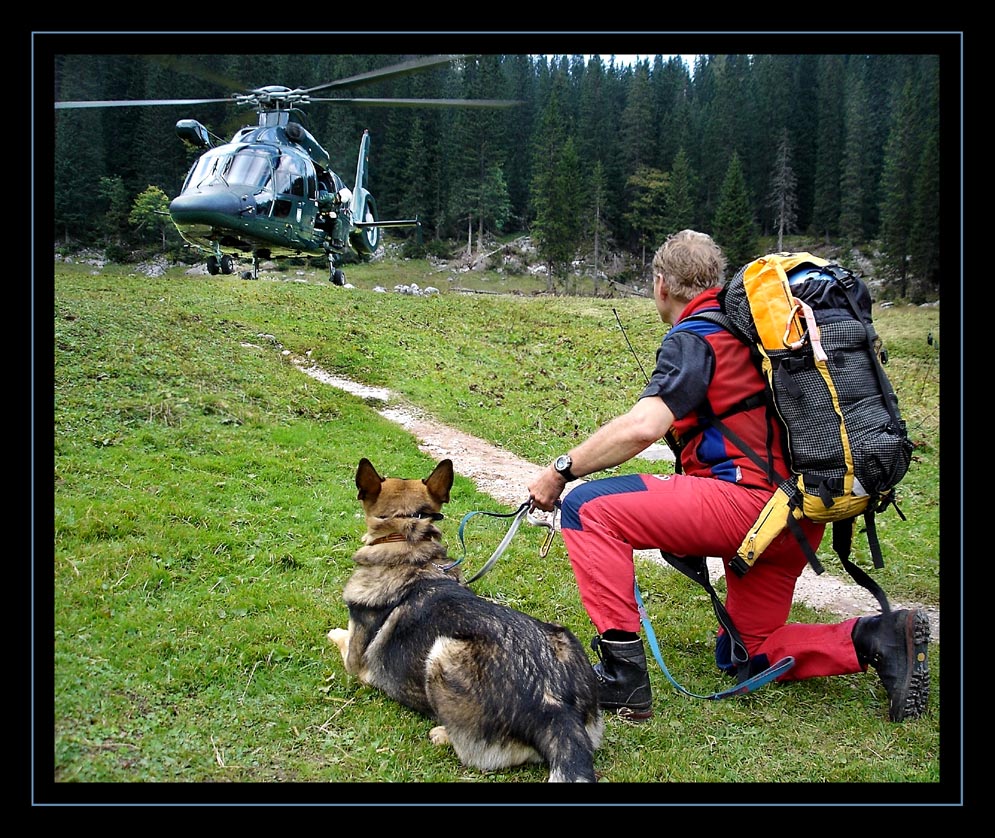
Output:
[
  {"xmin": 329, "ymin": 458, "xmax": 603, "ymax": 783},
  {"xmin": 420, "ymin": 586, "xmax": 602, "ymax": 782}
]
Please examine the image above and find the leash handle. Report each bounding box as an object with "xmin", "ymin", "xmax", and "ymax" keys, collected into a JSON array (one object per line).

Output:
[{"xmin": 635, "ymin": 581, "xmax": 794, "ymax": 700}]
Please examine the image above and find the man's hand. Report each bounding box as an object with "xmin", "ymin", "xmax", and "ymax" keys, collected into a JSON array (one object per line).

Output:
[{"xmin": 528, "ymin": 466, "xmax": 565, "ymax": 512}]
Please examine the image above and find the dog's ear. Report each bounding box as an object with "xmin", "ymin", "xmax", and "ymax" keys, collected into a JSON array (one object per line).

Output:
[
  {"xmin": 356, "ymin": 458, "xmax": 384, "ymax": 502},
  {"xmin": 423, "ymin": 458, "xmax": 454, "ymax": 504}
]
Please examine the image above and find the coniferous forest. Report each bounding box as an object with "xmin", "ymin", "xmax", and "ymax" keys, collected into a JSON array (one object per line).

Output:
[{"xmin": 47, "ymin": 38, "xmax": 956, "ymax": 303}]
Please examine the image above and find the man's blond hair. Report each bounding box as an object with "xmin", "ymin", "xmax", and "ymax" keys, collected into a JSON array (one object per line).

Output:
[{"xmin": 651, "ymin": 230, "xmax": 727, "ymax": 300}]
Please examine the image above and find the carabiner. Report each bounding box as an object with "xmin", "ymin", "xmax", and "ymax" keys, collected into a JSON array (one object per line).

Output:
[
  {"xmin": 539, "ymin": 525, "xmax": 556, "ymax": 558},
  {"xmin": 528, "ymin": 501, "xmax": 560, "ymax": 558},
  {"xmin": 782, "ymin": 301, "xmax": 806, "ymax": 350}
]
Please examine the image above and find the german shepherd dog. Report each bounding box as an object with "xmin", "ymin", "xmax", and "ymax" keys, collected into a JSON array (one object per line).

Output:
[{"xmin": 328, "ymin": 457, "xmax": 603, "ymax": 782}]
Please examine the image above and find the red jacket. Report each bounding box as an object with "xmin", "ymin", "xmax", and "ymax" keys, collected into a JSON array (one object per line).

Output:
[{"xmin": 666, "ymin": 288, "xmax": 788, "ymax": 490}]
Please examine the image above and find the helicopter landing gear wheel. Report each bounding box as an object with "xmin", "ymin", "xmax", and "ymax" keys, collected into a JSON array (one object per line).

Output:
[
  {"xmin": 331, "ymin": 269, "xmax": 345, "ymax": 286},
  {"xmin": 220, "ymin": 254, "xmax": 234, "ymax": 274},
  {"xmin": 207, "ymin": 255, "xmax": 220, "ymax": 275}
]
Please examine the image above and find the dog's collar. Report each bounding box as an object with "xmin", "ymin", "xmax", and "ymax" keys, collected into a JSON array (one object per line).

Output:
[
  {"xmin": 395, "ymin": 512, "xmax": 445, "ymax": 522},
  {"xmin": 369, "ymin": 533, "xmax": 409, "ymax": 546}
]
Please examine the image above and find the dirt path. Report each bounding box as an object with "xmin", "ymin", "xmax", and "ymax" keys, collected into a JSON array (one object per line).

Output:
[{"xmin": 297, "ymin": 361, "xmax": 939, "ymax": 642}]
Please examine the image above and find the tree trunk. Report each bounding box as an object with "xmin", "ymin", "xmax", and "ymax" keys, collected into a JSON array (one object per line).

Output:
[{"xmin": 594, "ymin": 204, "xmax": 601, "ymax": 296}]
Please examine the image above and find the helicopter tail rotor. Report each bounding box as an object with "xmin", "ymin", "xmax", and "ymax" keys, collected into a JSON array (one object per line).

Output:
[{"xmin": 351, "ymin": 193, "xmax": 380, "ymax": 257}]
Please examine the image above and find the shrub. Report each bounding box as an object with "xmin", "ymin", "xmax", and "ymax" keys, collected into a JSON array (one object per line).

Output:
[{"xmin": 104, "ymin": 243, "xmax": 131, "ymax": 264}]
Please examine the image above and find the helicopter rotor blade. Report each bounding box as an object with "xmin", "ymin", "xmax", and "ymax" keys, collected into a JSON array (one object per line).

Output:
[
  {"xmin": 55, "ymin": 98, "xmax": 234, "ymax": 110},
  {"xmin": 308, "ymin": 97, "xmax": 521, "ymax": 109},
  {"xmin": 303, "ymin": 55, "xmax": 470, "ymax": 94},
  {"xmin": 146, "ymin": 56, "xmax": 248, "ymax": 95},
  {"xmin": 54, "ymin": 56, "xmax": 520, "ymax": 111}
]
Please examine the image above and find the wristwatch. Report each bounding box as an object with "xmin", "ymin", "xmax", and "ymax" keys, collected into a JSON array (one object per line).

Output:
[{"xmin": 554, "ymin": 454, "xmax": 578, "ymax": 482}]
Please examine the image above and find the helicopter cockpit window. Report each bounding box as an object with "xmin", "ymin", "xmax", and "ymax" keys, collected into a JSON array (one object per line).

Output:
[
  {"xmin": 181, "ymin": 147, "xmax": 275, "ymax": 194},
  {"xmin": 273, "ymin": 153, "xmax": 307, "ymax": 198},
  {"xmin": 225, "ymin": 149, "xmax": 276, "ymax": 191},
  {"xmin": 181, "ymin": 151, "xmax": 221, "ymax": 192}
]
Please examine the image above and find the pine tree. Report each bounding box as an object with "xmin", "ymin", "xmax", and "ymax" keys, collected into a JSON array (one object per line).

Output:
[
  {"xmin": 530, "ymin": 83, "xmax": 582, "ymax": 292},
  {"xmin": 768, "ymin": 129, "xmax": 798, "ymax": 252},
  {"xmin": 688, "ymin": 55, "xmax": 723, "ymax": 225},
  {"xmin": 712, "ymin": 152, "xmax": 757, "ymax": 271},
  {"xmin": 502, "ymin": 55, "xmax": 538, "ymax": 229},
  {"xmin": 478, "ymin": 165, "xmax": 512, "ymax": 238},
  {"xmin": 653, "ymin": 56, "xmax": 692, "ymax": 175},
  {"xmin": 664, "ymin": 148, "xmax": 696, "ymax": 233},
  {"xmin": 577, "ymin": 56, "xmax": 628, "ymax": 239},
  {"xmin": 838, "ymin": 57, "xmax": 872, "ymax": 243},
  {"xmin": 98, "ymin": 175, "xmax": 130, "ymax": 246},
  {"xmin": 620, "ymin": 60, "xmax": 656, "ymax": 174},
  {"xmin": 55, "ymin": 55, "xmax": 110, "ymax": 244},
  {"xmin": 751, "ymin": 55, "xmax": 800, "ymax": 235},
  {"xmin": 446, "ymin": 56, "xmax": 509, "ymax": 251},
  {"xmin": 624, "ymin": 166, "xmax": 670, "ymax": 267},
  {"xmin": 589, "ymin": 160, "xmax": 609, "ymax": 295},
  {"xmin": 878, "ymin": 78, "xmax": 920, "ymax": 296},
  {"xmin": 811, "ymin": 55, "xmax": 845, "ymax": 243},
  {"xmin": 908, "ymin": 56, "xmax": 941, "ymax": 300}
]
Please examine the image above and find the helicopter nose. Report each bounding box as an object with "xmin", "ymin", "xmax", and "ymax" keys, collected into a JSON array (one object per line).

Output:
[{"xmin": 169, "ymin": 190, "xmax": 254, "ymax": 226}]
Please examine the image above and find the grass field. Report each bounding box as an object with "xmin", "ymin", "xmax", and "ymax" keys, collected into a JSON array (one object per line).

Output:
[{"xmin": 42, "ymin": 254, "xmax": 956, "ymax": 805}]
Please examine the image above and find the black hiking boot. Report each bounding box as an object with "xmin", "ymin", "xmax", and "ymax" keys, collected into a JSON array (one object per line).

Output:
[
  {"xmin": 591, "ymin": 634, "xmax": 653, "ymax": 721},
  {"xmin": 852, "ymin": 608, "xmax": 930, "ymax": 722}
]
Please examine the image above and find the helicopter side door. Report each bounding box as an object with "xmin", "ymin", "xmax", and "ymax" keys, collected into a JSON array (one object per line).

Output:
[{"xmin": 271, "ymin": 151, "xmax": 318, "ymax": 240}]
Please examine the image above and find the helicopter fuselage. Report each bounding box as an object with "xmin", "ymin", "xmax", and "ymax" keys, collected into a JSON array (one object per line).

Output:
[
  {"xmin": 56, "ymin": 60, "xmax": 513, "ymax": 282},
  {"xmin": 169, "ymin": 124, "xmax": 346, "ymax": 263}
]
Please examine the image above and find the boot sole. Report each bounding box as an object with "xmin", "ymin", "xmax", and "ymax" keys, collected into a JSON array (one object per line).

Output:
[{"xmin": 891, "ymin": 608, "xmax": 930, "ymax": 722}]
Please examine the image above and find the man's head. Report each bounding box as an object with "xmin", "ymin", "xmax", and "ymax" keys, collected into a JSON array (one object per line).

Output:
[{"xmin": 651, "ymin": 230, "xmax": 727, "ymax": 304}]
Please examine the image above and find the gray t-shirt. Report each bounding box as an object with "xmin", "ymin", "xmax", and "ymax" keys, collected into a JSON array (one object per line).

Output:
[{"xmin": 638, "ymin": 328, "xmax": 715, "ymax": 420}]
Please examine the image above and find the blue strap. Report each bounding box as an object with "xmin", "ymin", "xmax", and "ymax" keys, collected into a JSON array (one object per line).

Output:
[{"xmin": 635, "ymin": 581, "xmax": 795, "ymax": 700}]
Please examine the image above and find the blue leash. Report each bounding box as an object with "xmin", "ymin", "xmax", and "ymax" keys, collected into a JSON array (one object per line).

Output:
[
  {"xmin": 450, "ymin": 500, "xmax": 559, "ymax": 583},
  {"xmin": 448, "ymin": 500, "xmax": 545, "ymax": 583},
  {"xmin": 635, "ymin": 581, "xmax": 795, "ymax": 700},
  {"xmin": 453, "ymin": 506, "xmax": 792, "ymax": 698}
]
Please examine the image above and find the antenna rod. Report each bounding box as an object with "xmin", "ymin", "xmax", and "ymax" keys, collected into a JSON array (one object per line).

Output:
[{"xmin": 613, "ymin": 308, "xmax": 649, "ymax": 384}]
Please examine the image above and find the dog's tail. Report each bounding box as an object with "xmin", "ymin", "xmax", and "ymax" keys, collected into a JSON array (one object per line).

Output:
[{"xmin": 540, "ymin": 722, "xmax": 601, "ymax": 783}]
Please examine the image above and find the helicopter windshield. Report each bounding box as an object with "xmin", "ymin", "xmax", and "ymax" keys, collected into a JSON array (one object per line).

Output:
[
  {"xmin": 182, "ymin": 146, "xmax": 276, "ymax": 193},
  {"xmin": 181, "ymin": 146, "xmax": 312, "ymax": 201}
]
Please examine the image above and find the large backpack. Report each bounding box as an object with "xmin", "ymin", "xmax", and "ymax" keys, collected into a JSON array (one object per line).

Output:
[{"xmin": 669, "ymin": 252, "xmax": 913, "ymax": 616}]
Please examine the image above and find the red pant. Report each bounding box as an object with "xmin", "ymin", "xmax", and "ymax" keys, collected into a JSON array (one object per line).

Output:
[{"xmin": 559, "ymin": 473, "xmax": 864, "ymax": 681}]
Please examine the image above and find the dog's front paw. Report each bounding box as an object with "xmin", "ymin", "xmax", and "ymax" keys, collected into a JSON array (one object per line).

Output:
[
  {"xmin": 327, "ymin": 628, "xmax": 350, "ymax": 661},
  {"xmin": 429, "ymin": 725, "xmax": 451, "ymax": 747}
]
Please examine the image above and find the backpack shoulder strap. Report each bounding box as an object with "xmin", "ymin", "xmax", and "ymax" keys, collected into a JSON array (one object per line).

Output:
[
  {"xmin": 689, "ymin": 308, "xmax": 736, "ymax": 334},
  {"xmin": 672, "ymin": 309, "xmax": 784, "ymax": 487}
]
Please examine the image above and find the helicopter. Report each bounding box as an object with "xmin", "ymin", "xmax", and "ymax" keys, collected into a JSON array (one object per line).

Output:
[{"xmin": 55, "ymin": 55, "xmax": 518, "ymax": 284}]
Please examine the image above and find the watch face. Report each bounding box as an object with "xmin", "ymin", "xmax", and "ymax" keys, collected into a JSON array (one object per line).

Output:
[{"xmin": 556, "ymin": 455, "xmax": 571, "ymax": 471}]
